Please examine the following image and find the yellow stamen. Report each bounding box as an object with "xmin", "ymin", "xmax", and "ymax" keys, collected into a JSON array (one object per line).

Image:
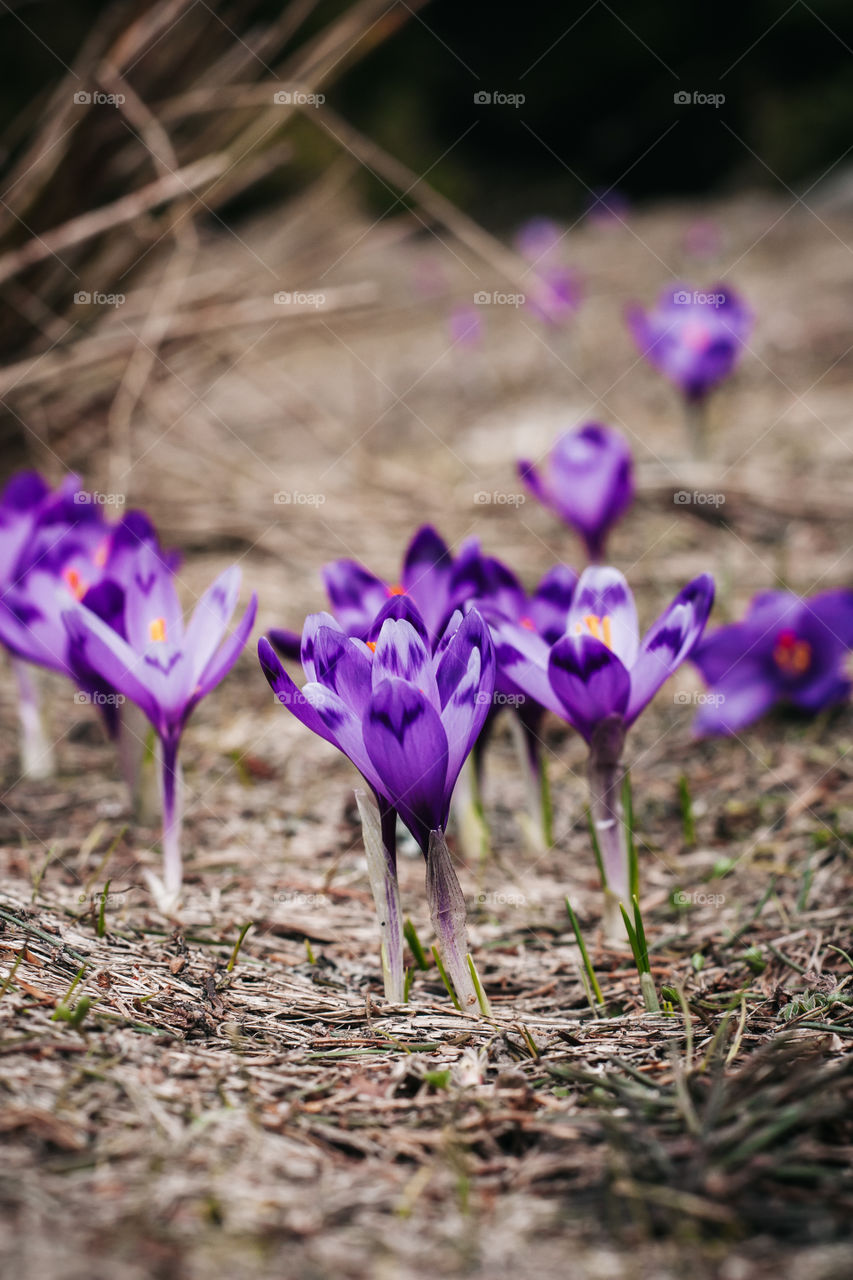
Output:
[
  {"xmin": 149, "ymin": 617, "xmax": 167, "ymax": 643},
  {"xmin": 576, "ymin": 613, "xmax": 614, "ymax": 650}
]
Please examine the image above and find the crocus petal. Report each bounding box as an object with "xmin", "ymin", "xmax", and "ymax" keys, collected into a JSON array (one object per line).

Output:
[
  {"xmin": 367, "ymin": 595, "xmax": 430, "ymax": 647},
  {"xmin": 364, "ymin": 677, "xmax": 449, "ymax": 847},
  {"xmin": 301, "ymin": 681, "xmax": 383, "ymax": 794},
  {"xmin": 321, "ymin": 559, "xmax": 389, "ymax": 637},
  {"xmin": 372, "ymin": 617, "xmax": 439, "ymax": 706},
  {"xmin": 312, "ymin": 625, "xmax": 373, "ymax": 714},
  {"xmin": 566, "ymin": 566, "xmax": 639, "ymax": 666},
  {"xmin": 63, "ymin": 606, "xmax": 164, "ymax": 732},
  {"xmin": 789, "ymin": 672, "xmax": 851, "ymax": 715},
  {"xmin": 183, "ymin": 565, "xmax": 241, "ymax": 686},
  {"xmin": 401, "ymin": 525, "xmax": 454, "ymax": 637},
  {"xmin": 439, "ymin": 646, "xmax": 492, "ymax": 789},
  {"xmin": 627, "ymin": 573, "xmax": 715, "ymax": 724},
  {"xmin": 259, "ymin": 636, "xmax": 338, "ymax": 745},
  {"xmin": 693, "ymin": 671, "xmax": 777, "ymax": 736},
  {"xmin": 301, "ymin": 611, "xmax": 343, "ymax": 681},
  {"xmin": 189, "ymin": 593, "xmax": 257, "ymax": 712},
  {"xmin": 528, "ymin": 563, "xmax": 577, "ymax": 644},
  {"xmin": 435, "ymin": 608, "xmax": 494, "ymax": 711},
  {"xmin": 125, "ymin": 543, "xmax": 184, "ymax": 652},
  {"xmin": 491, "ymin": 621, "xmax": 564, "ymax": 718},
  {"xmin": 517, "ymin": 458, "xmax": 553, "ymax": 509},
  {"xmin": 268, "ymin": 627, "xmax": 301, "ymax": 660},
  {"xmin": 548, "ymin": 634, "xmax": 630, "ymax": 741}
]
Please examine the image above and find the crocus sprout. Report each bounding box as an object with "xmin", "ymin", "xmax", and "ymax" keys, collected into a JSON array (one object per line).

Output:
[
  {"xmin": 492, "ymin": 566, "xmax": 714, "ymax": 939},
  {"xmin": 259, "ymin": 601, "xmax": 496, "ymax": 1011},
  {"xmin": 691, "ymin": 589, "xmax": 853, "ymax": 735},
  {"xmin": 62, "ymin": 544, "xmax": 257, "ymax": 910},
  {"xmin": 626, "ymin": 283, "xmax": 753, "ymax": 457},
  {"xmin": 518, "ymin": 423, "xmax": 634, "ymax": 563}
]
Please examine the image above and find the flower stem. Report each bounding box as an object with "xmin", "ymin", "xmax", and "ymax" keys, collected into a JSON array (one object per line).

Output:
[
  {"xmin": 355, "ymin": 789, "xmax": 404, "ymax": 1003},
  {"xmin": 425, "ymin": 829, "xmax": 479, "ymax": 1014},
  {"xmin": 159, "ymin": 736, "xmax": 183, "ymax": 899},
  {"xmin": 13, "ymin": 659, "xmax": 55, "ymax": 780},
  {"xmin": 587, "ymin": 717, "xmax": 630, "ymax": 941},
  {"xmin": 684, "ymin": 396, "xmax": 709, "ymax": 459}
]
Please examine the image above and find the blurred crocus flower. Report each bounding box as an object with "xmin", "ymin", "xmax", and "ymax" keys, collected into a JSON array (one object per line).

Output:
[
  {"xmin": 518, "ymin": 423, "xmax": 634, "ymax": 562},
  {"xmin": 0, "ymin": 471, "xmax": 169, "ymax": 778},
  {"xmin": 259, "ymin": 602, "xmax": 495, "ymax": 1010},
  {"xmin": 626, "ymin": 284, "xmax": 752, "ymax": 454},
  {"xmin": 513, "ymin": 218, "xmax": 581, "ymax": 326},
  {"xmin": 691, "ymin": 589, "xmax": 853, "ymax": 735},
  {"xmin": 514, "ymin": 217, "xmax": 565, "ymax": 264},
  {"xmin": 448, "ymin": 304, "xmax": 483, "ymax": 347},
  {"xmin": 493, "ymin": 566, "xmax": 714, "ymax": 935},
  {"xmin": 526, "ymin": 266, "xmax": 581, "ymax": 327},
  {"xmin": 63, "ymin": 544, "xmax": 257, "ymax": 908}
]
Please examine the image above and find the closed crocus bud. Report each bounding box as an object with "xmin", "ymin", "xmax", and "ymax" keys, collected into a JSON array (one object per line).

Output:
[{"xmin": 518, "ymin": 423, "xmax": 634, "ymax": 562}]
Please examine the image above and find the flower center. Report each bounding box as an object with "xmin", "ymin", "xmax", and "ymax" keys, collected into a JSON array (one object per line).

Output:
[
  {"xmin": 575, "ymin": 613, "xmax": 613, "ymax": 649},
  {"xmin": 365, "ymin": 640, "xmax": 377, "ymax": 653},
  {"xmin": 520, "ymin": 616, "xmax": 535, "ymax": 631},
  {"xmin": 62, "ymin": 566, "xmax": 89, "ymax": 601},
  {"xmin": 387, "ymin": 584, "xmax": 405, "ymax": 597},
  {"xmin": 149, "ymin": 616, "xmax": 167, "ymax": 643},
  {"xmin": 772, "ymin": 629, "xmax": 810, "ymax": 675},
  {"xmin": 682, "ymin": 319, "xmax": 711, "ymax": 352}
]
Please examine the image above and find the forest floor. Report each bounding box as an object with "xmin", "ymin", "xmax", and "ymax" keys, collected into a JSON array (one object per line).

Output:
[{"xmin": 1, "ymin": 188, "xmax": 852, "ymax": 1279}]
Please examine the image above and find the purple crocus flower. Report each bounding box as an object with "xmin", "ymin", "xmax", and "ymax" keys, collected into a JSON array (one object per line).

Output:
[
  {"xmin": 62, "ymin": 543, "xmax": 257, "ymax": 905},
  {"xmin": 493, "ymin": 566, "xmax": 714, "ymax": 935},
  {"xmin": 691, "ymin": 589, "xmax": 853, "ymax": 735},
  {"xmin": 626, "ymin": 284, "xmax": 752, "ymax": 455},
  {"xmin": 0, "ymin": 490, "xmax": 173, "ymax": 738},
  {"xmin": 514, "ymin": 217, "xmax": 565, "ymax": 264},
  {"xmin": 526, "ymin": 266, "xmax": 581, "ymax": 327},
  {"xmin": 448, "ymin": 304, "xmax": 483, "ymax": 347},
  {"xmin": 269, "ymin": 525, "xmax": 462, "ymax": 659},
  {"xmin": 518, "ymin": 422, "xmax": 634, "ymax": 563},
  {"xmin": 259, "ymin": 602, "xmax": 495, "ymax": 1009}
]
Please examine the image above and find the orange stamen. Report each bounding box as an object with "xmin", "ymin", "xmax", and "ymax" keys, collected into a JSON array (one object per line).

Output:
[
  {"xmin": 387, "ymin": 584, "xmax": 405, "ymax": 597},
  {"xmin": 93, "ymin": 537, "xmax": 109, "ymax": 569},
  {"xmin": 149, "ymin": 617, "xmax": 167, "ymax": 643},
  {"xmin": 366, "ymin": 640, "xmax": 377, "ymax": 653},
  {"xmin": 773, "ymin": 629, "xmax": 811, "ymax": 675},
  {"xmin": 62, "ymin": 567, "xmax": 88, "ymax": 601},
  {"xmin": 520, "ymin": 616, "xmax": 535, "ymax": 631}
]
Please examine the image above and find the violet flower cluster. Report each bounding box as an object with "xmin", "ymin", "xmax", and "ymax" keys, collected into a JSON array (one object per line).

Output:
[{"xmin": 0, "ymin": 471, "xmax": 256, "ymax": 905}]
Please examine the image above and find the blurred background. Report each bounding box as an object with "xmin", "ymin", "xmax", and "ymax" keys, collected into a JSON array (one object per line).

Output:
[{"xmin": 1, "ymin": 0, "xmax": 852, "ymax": 611}]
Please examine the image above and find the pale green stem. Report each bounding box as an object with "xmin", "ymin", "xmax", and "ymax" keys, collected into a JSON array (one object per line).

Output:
[{"xmin": 13, "ymin": 659, "xmax": 55, "ymax": 780}]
